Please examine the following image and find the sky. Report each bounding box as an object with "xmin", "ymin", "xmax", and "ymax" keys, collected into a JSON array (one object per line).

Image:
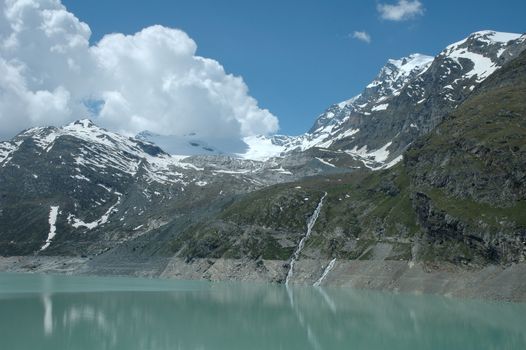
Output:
[{"xmin": 0, "ymin": 0, "xmax": 525, "ymax": 142}]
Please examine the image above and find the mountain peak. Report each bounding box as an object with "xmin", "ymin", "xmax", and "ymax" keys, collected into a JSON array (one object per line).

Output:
[
  {"xmin": 365, "ymin": 53, "xmax": 433, "ymax": 97},
  {"xmin": 469, "ymin": 30, "xmax": 522, "ymax": 43},
  {"xmin": 441, "ymin": 30, "xmax": 525, "ymax": 83},
  {"xmin": 383, "ymin": 53, "xmax": 433, "ymax": 76},
  {"xmin": 445, "ymin": 30, "xmax": 522, "ymax": 52},
  {"xmin": 387, "ymin": 53, "xmax": 434, "ymax": 71},
  {"xmin": 304, "ymin": 29, "xmax": 526, "ymax": 167}
]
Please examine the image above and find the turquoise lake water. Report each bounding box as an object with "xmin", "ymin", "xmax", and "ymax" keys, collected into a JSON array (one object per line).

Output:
[{"xmin": 0, "ymin": 272, "xmax": 525, "ymax": 349}]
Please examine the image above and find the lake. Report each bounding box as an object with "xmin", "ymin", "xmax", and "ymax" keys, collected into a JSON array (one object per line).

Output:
[{"xmin": 0, "ymin": 272, "xmax": 525, "ymax": 349}]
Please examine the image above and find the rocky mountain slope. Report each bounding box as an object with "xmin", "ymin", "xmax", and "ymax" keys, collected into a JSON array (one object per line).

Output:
[
  {"xmin": 167, "ymin": 47, "xmax": 526, "ymax": 279},
  {"xmin": 0, "ymin": 119, "xmax": 319, "ymax": 256},
  {"xmin": 254, "ymin": 31, "xmax": 526, "ymax": 169},
  {"xmin": 0, "ymin": 31, "xmax": 525, "ymax": 295}
]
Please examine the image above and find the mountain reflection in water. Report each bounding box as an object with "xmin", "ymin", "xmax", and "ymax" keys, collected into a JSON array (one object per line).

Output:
[{"xmin": 0, "ymin": 273, "xmax": 525, "ymax": 350}]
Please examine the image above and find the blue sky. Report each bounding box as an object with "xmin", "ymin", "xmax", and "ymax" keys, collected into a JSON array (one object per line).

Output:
[{"xmin": 62, "ymin": 0, "xmax": 525, "ymax": 135}]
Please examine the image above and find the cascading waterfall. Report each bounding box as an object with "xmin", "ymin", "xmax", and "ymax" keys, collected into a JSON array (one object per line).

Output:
[{"xmin": 285, "ymin": 192, "xmax": 327, "ymax": 285}]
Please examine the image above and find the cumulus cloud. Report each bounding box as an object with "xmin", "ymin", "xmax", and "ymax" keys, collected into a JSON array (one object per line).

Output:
[
  {"xmin": 377, "ymin": 0, "xmax": 424, "ymax": 21},
  {"xmin": 0, "ymin": 0, "xmax": 279, "ymax": 142},
  {"xmin": 351, "ymin": 31, "xmax": 371, "ymax": 43}
]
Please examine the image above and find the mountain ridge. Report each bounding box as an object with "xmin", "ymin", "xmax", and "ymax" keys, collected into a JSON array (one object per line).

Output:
[
  {"xmin": 1, "ymin": 30, "xmax": 526, "ymax": 300},
  {"xmin": 168, "ymin": 47, "xmax": 526, "ymax": 273},
  {"xmin": 244, "ymin": 30, "xmax": 525, "ymax": 169}
]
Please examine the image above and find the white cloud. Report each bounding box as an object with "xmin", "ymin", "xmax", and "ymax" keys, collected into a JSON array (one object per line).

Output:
[
  {"xmin": 377, "ymin": 0, "xmax": 424, "ymax": 21},
  {"xmin": 0, "ymin": 0, "xmax": 279, "ymax": 143},
  {"xmin": 351, "ymin": 31, "xmax": 371, "ymax": 43}
]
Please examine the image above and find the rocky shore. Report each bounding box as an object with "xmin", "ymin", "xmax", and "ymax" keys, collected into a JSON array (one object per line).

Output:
[{"xmin": 1, "ymin": 256, "xmax": 524, "ymax": 303}]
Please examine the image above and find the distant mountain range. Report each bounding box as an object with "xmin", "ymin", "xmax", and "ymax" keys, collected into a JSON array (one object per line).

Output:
[{"xmin": 1, "ymin": 31, "xmax": 525, "ymax": 288}]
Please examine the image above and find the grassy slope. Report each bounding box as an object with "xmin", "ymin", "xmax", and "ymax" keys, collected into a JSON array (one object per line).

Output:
[{"xmin": 170, "ymin": 50, "xmax": 526, "ymax": 266}]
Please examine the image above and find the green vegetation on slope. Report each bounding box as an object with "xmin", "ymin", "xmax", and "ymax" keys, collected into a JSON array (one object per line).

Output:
[{"xmin": 169, "ymin": 50, "xmax": 526, "ymax": 267}]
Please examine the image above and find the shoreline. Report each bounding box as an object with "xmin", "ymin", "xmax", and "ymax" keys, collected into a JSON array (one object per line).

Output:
[{"xmin": 1, "ymin": 255, "xmax": 525, "ymax": 303}]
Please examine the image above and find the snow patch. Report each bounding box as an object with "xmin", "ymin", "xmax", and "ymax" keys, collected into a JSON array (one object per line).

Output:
[
  {"xmin": 366, "ymin": 54, "xmax": 434, "ymax": 98},
  {"xmin": 69, "ymin": 194, "xmax": 121, "ymax": 230},
  {"xmin": 443, "ymin": 31, "xmax": 521, "ymax": 83},
  {"xmin": 214, "ymin": 169, "xmax": 251, "ymax": 175},
  {"xmin": 448, "ymin": 50, "xmax": 497, "ymax": 82},
  {"xmin": 40, "ymin": 206, "xmax": 59, "ymax": 251},
  {"xmin": 345, "ymin": 141, "xmax": 394, "ymax": 169},
  {"xmin": 315, "ymin": 157, "xmax": 336, "ymax": 168},
  {"xmin": 239, "ymin": 135, "xmax": 285, "ymax": 161},
  {"xmin": 337, "ymin": 95, "xmax": 360, "ymax": 109},
  {"xmin": 97, "ymin": 184, "xmax": 112, "ymax": 192},
  {"xmin": 0, "ymin": 141, "xmax": 22, "ymax": 167},
  {"xmin": 340, "ymin": 128, "xmax": 360, "ymax": 138},
  {"xmin": 367, "ymin": 142, "xmax": 392, "ymax": 163},
  {"xmin": 379, "ymin": 155, "xmax": 403, "ymax": 170},
  {"xmin": 372, "ymin": 103, "xmax": 389, "ymax": 111},
  {"xmin": 71, "ymin": 174, "xmax": 91, "ymax": 182},
  {"xmin": 483, "ymin": 31, "xmax": 521, "ymax": 43},
  {"xmin": 268, "ymin": 167, "xmax": 292, "ymax": 175}
]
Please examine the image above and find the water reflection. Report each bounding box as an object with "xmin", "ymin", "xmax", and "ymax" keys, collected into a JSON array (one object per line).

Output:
[
  {"xmin": 0, "ymin": 273, "xmax": 525, "ymax": 350},
  {"xmin": 41, "ymin": 274, "xmax": 53, "ymax": 336},
  {"xmin": 42, "ymin": 294, "xmax": 52, "ymax": 335}
]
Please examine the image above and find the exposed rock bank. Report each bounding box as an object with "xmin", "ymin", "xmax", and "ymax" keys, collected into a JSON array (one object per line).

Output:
[{"xmin": 1, "ymin": 256, "xmax": 524, "ymax": 303}]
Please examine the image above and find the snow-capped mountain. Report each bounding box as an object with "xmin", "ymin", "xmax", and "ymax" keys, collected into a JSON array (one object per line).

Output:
[
  {"xmin": 0, "ymin": 120, "xmax": 270, "ymax": 254},
  {"xmin": 1, "ymin": 30, "xmax": 525, "ymax": 258},
  {"xmin": 1, "ymin": 118, "xmax": 351, "ymax": 255},
  {"xmin": 309, "ymin": 53, "xmax": 434, "ymax": 134},
  {"xmin": 1, "ymin": 119, "xmax": 195, "ymax": 185},
  {"xmin": 246, "ymin": 30, "xmax": 525, "ymax": 169},
  {"xmin": 112, "ymin": 31, "xmax": 525, "ymax": 169}
]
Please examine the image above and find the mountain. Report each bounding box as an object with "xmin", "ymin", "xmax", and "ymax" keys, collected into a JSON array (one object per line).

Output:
[
  {"xmin": 1, "ymin": 31, "xmax": 526, "ymax": 298},
  {"xmin": 308, "ymin": 53, "xmax": 434, "ymax": 134},
  {"xmin": 0, "ymin": 119, "xmax": 313, "ymax": 256},
  {"xmin": 168, "ymin": 46, "xmax": 526, "ymax": 281},
  {"xmin": 253, "ymin": 31, "xmax": 526, "ymax": 170}
]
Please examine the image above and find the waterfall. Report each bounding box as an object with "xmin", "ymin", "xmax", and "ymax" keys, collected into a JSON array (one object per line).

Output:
[
  {"xmin": 313, "ymin": 258, "xmax": 336, "ymax": 287},
  {"xmin": 285, "ymin": 192, "xmax": 327, "ymax": 285}
]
